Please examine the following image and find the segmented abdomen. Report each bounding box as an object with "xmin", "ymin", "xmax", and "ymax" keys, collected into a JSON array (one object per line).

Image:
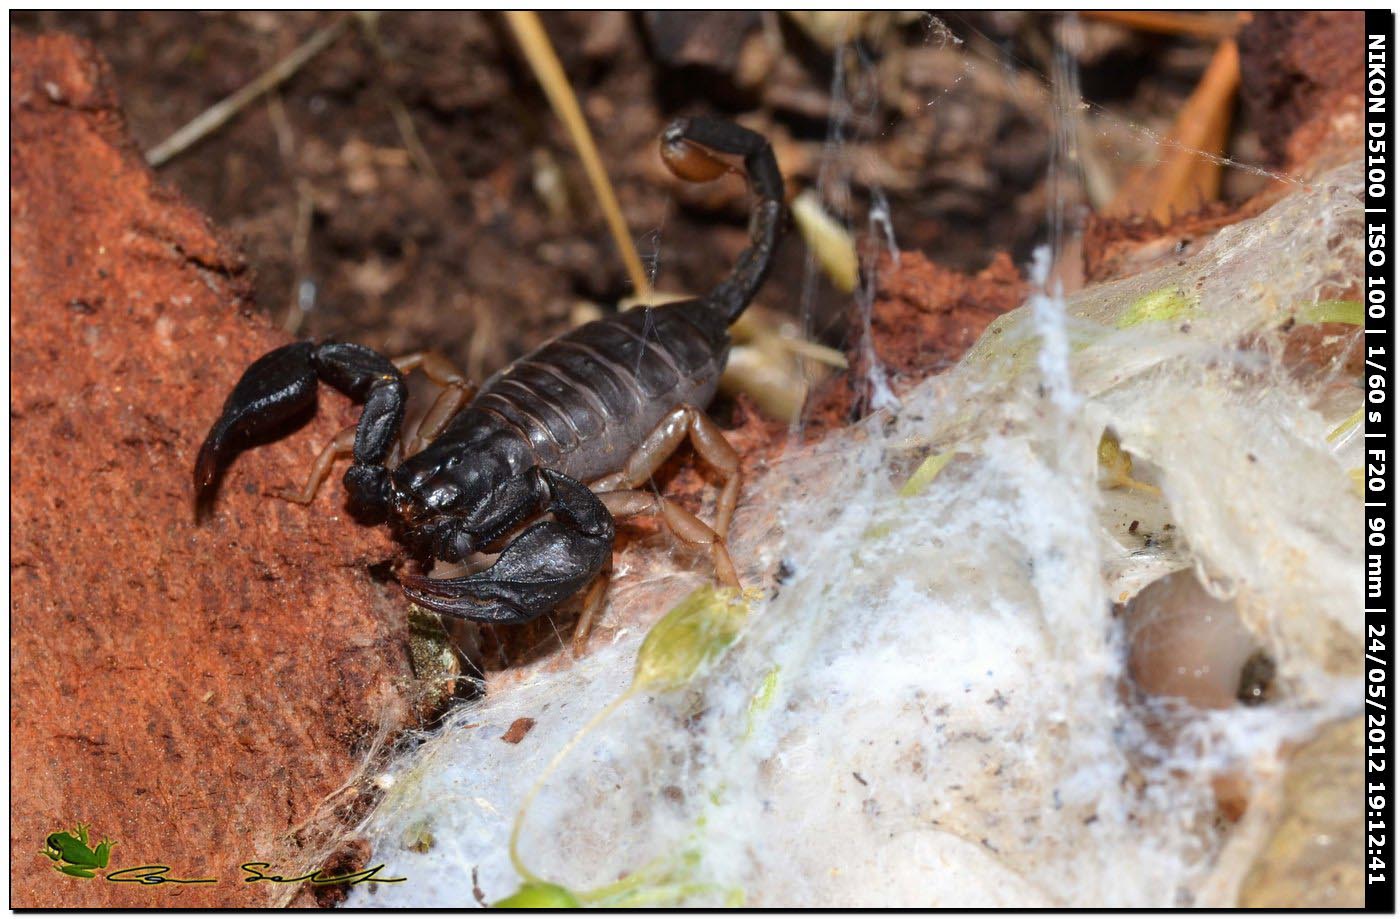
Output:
[{"xmin": 447, "ymin": 303, "xmax": 727, "ymax": 482}]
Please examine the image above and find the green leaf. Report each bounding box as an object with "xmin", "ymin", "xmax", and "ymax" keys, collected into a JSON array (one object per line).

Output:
[
  {"xmin": 493, "ymin": 882, "xmax": 582, "ymax": 908},
  {"xmin": 633, "ymin": 586, "xmax": 748, "ymax": 693},
  {"xmin": 1117, "ymin": 287, "xmax": 1197, "ymax": 329}
]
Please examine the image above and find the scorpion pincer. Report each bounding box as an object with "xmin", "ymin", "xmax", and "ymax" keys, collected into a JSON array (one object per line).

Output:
[{"xmin": 194, "ymin": 118, "xmax": 785, "ymax": 645}]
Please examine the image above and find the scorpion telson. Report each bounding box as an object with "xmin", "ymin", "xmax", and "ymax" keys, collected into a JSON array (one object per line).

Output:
[{"xmin": 195, "ymin": 117, "xmax": 785, "ymax": 647}]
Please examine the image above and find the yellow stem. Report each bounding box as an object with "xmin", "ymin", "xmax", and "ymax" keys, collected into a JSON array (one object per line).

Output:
[
  {"xmin": 504, "ymin": 11, "xmax": 651, "ymax": 300},
  {"xmin": 508, "ymin": 688, "xmax": 637, "ymax": 883},
  {"xmin": 1328, "ymin": 407, "xmax": 1364, "ymax": 443}
]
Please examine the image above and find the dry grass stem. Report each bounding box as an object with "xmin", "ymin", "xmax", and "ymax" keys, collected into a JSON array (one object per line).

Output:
[
  {"xmin": 146, "ymin": 15, "xmax": 350, "ymax": 168},
  {"xmin": 504, "ymin": 11, "xmax": 651, "ymax": 300}
]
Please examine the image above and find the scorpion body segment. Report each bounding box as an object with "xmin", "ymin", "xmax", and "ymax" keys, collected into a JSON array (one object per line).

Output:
[
  {"xmin": 195, "ymin": 117, "xmax": 785, "ymax": 632},
  {"xmin": 419, "ymin": 302, "xmax": 728, "ymax": 485}
]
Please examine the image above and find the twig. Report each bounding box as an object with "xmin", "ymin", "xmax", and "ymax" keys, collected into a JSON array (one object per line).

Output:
[
  {"xmin": 265, "ymin": 90, "xmax": 296, "ymax": 163},
  {"xmin": 146, "ymin": 15, "xmax": 350, "ymax": 168},
  {"xmin": 465, "ymin": 294, "xmax": 496, "ymax": 383},
  {"xmin": 282, "ymin": 184, "xmax": 316, "ymax": 334},
  {"xmin": 1106, "ymin": 36, "xmax": 1240, "ymax": 222},
  {"xmin": 503, "ymin": 11, "xmax": 651, "ymax": 300},
  {"xmin": 1081, "ymin": 10, "xmax": 1239, "ymax": 41}
]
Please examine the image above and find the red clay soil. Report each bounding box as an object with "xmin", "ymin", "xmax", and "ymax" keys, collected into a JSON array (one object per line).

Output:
[
  {"xmin": 1080, "ymin": 202, "xmax": 1253, "ymax": 285},
  {"xmin": 805, "ymin": 251, "xmax": 1028, "ymax": 432},
  {"xmin": 10, "ymin": 33, "xmax": 418, "ymax": 907}
]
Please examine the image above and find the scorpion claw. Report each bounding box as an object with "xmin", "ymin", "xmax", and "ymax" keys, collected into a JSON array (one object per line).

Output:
[
  {"xmin": 195, "ymin": 340, "xmax": 408, "ymax": 518},
  {"xmin": 195, "ymin": 342, "xmax": 319, "ymax": 500},
  {"xmin": 403, "ymin": 469, "xmax": 615, "ymax": 624},
  {"xmin": 402, "ymin": 517, "xmax": 612, "ymax": 624}
]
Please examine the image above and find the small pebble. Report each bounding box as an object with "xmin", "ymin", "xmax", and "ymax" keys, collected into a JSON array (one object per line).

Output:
[{"xmin": 501, "ymin": 717, "xmax": 536, "ymax": 744}]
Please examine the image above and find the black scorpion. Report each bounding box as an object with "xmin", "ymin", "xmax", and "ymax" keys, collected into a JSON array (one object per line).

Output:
[{"xmin": 195, "ymin": 118, "xmax": 785, "ymax": 648}]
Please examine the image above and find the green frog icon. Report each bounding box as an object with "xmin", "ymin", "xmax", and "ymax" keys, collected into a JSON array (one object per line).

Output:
[{"xmin": 41, "ymin": 823, "xmax": 114, "ymax": 879}]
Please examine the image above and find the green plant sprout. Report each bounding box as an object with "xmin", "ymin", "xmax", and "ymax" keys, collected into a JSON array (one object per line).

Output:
[
  {"xmin": 496, "ymin": 587, "xmax": 749, "ymax": 908},
  {"xmin": 1116, "ymin": 287, "xmax": 1198, "ymax": 329},
  {"xmin": 744, "ymin": 666, "xmax": 782, "ymax": 739},
  {"xmin": 1098, "ymin": 431, "xmax": 1161, "ymax": 494}
]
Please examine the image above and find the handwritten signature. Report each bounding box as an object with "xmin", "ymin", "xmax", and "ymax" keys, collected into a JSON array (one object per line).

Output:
[
  {"xmin": 240, "ymin": 862, "xmax": 406, "ymax": 886},
  {"xmin": 105, "ymin": 866, "xmax": 216, "ymax": 886},
  {"xmin": 102, "ymin": 863, "xmax": 405, "ymax": 887}
]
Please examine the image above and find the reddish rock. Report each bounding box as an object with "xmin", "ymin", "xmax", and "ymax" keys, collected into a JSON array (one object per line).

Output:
[
  {"xmin": 1239, "ymin": 11, "xmax": 1365, "ymax": 171},
  {"xmin": 500, "ymin": 717, "xmax": 537, "ymax": 744},
  {"xmin": 1081, "ymin": 203, "xmax": 1262, "ymax": 284},
  {"xmin": 805, "ymin": 251, "xmax": 1027, "ymax": 432},
  {"xmin": 11, "ymin": 32, "xmax": 416, "ymax": 907}
]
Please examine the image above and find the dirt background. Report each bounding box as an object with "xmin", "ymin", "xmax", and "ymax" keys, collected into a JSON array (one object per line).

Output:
[
  {"xmin": 11, "ymin": 11, "xmax": 1269, "ymax": 373},
  {"xmin": 9, "ymin": 11, "xmax": 1361, "ymax": 908}
]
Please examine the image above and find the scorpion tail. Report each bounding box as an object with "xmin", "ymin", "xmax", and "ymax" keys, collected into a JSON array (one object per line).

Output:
[{"xmin": 660, "ymin": 117, "xmax": 785, "ymax": 326}]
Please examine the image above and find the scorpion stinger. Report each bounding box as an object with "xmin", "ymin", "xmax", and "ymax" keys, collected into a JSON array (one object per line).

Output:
[{"xmin": 660, "ymin": 116, "xmax": 785, "ymax": 325}]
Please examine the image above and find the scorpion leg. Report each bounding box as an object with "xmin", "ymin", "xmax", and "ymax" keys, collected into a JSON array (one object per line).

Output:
[
  {"xmin": 274, "ymin": 424, "xmax": 356, "ymax": 505},
  {"xmin": 195, "ymin": 341, "xmax": 407, "ymax": 521},
  {"xmin": 392, "ymin": 350, "xmax": 467, "ymax": 385},
  {"xmin": 694, "ymin": 414, "xmax": 743, "ymax": 539},
  {"xmin": 571, "ymin": 567, "xmax": 611, "ymax": 658},
  {"xmin": 392, "ymin": 350, "xmax": 475, "ymax": 456},
  {"xmin": 592, "ymin": 404, "xmax": 742, "ymax": 537},
  {"xmin": 401, "ymin": 468, "xmax": 615, "ymax": 624},
  {"xmin": 598, "ymin": 489, "xmax": 740, "ymax": 590}
]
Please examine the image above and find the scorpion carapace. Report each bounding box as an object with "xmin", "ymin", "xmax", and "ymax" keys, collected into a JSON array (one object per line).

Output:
[{"xmin": 195, "ymin": 117, "xmax": 785, "ymax": 640}]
